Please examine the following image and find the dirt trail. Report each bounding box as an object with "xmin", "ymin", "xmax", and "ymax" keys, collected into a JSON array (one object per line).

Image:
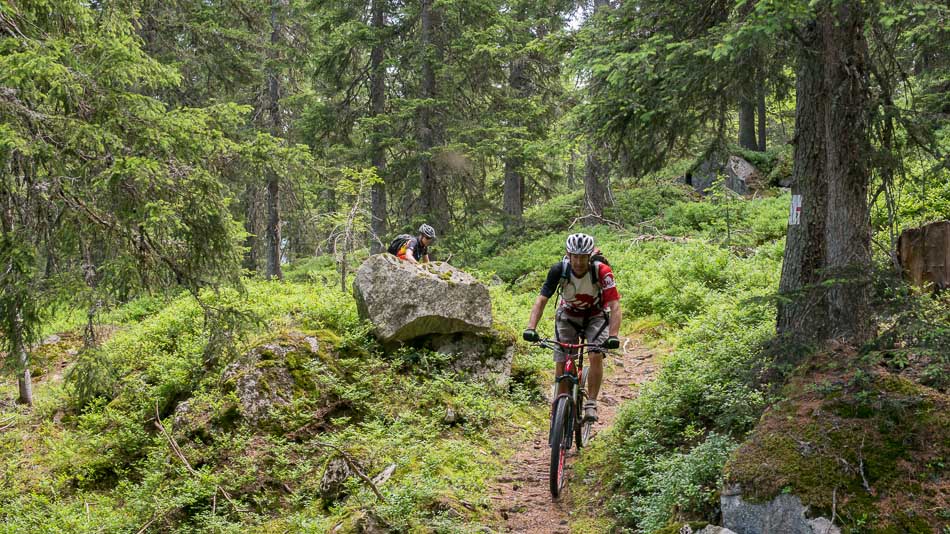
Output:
[{"xmin": 489, "ymin": 339, "xmax": 657, "ymax": 533}]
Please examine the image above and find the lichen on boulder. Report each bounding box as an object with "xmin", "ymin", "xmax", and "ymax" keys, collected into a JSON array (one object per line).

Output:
[
  {"xmin": 352, "ymin": 254, "xmax": 492, "ymax": 345},
  {"xmin": 221, "ymin": 331, "xmax": 339, "ymax": 428}
]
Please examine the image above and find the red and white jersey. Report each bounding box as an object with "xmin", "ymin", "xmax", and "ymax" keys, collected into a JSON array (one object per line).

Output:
[{"xmin": 540, "ymin": 261, "xmax": 620, "ymax": 317}]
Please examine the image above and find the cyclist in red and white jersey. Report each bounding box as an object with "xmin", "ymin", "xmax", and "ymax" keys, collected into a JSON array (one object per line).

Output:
[{"xmin": 522, "ymin": 233, "xmax": 622, "ymax": 422}]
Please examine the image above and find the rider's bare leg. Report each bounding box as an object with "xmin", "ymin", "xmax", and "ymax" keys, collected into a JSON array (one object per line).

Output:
[{"xmin": 587, "ymin": 352, "xmax": 604, "ymax": 401}]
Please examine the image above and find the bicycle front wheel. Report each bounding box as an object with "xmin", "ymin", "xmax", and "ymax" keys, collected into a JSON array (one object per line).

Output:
[
  {"xmin": 549, "ymin": 396, "xmax": 572, "ymax": 498},
  {"xmin": 575, "ymin": 369, "xmax": 592, "ymax": 448}
]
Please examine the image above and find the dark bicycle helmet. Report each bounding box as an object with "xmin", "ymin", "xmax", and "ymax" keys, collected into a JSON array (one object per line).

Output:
[
  {"xmin": 565, "ymin": 233, "xmax": 595, "ymax": 255},
  {"xmin": 419, "ymin": 223, "xmax": 436, "ymax": 239}
]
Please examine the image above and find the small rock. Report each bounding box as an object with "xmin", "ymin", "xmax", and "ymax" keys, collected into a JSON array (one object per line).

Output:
[{"xmin": 444, "ymin": 407, "xmax": 458, "ymax": 425}]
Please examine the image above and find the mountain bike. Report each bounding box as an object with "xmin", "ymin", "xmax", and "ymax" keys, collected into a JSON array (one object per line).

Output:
[{"xmin": 534, "ymin": 337, "xmax": 605, "ymax": 498}]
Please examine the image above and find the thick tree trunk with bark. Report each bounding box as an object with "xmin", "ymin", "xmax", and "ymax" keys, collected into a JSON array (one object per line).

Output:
[
  {"xmin": 584, "ymin": 148, "xmax": 611, "ymax": 217},
  {"xmin": 369, "ymin": 0, "xmax": 387, "ymax": 253},
  {"xmin": 583, "ymin": 0, "xmax": 613, "ymax": 217},
  {"xmin": 265, "ymin": 0, "xmax": 284, "ymax": 279},
  {"xmin": 777, "ymin": 0, "xmax": 872, "ymax": 344},
  {"xmin": 738, "ymin": 94, "xmax": 757, "ymax": 150},
  {"xmin": 503, "ymin": 55, "xmax": 528, "ymax": 225},
  {"xmin": 417, "ymin": 0, "xmax": 448, "ymax": 231}
]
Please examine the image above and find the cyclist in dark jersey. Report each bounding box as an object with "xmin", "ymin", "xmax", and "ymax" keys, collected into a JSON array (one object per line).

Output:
[
  {"xmin": 397, "ymin": 223, "xmax": 436, "ymax": 263},
  {"xmin": 522, "ymin": 233, "xmax": 622, "ymax": 422}
]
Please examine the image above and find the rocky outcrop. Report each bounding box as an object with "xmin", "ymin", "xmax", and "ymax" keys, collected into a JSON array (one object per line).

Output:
[
  {"xmin": 426, "ymin": 332, "xmax": 515, "ymax": 386},
  {"xmin": 353, "ymin": 254, "xmax": 492, "ymax": 344},
  {"xmin": 688, "ymin": 154, "xmax": 763, "ymax": 195},
  {"xmin": 221, "ymin": 333, "xmax": 335, "ymax": 427},
  {"xmin": 320, "ymin": 457, "xmax": 353, "ymax": 502},
  {"xmin": 678, "ymin": 526, "xmax": 738, "ymax": 534},
  {"xmin": 720, "ymin": 486, "xmax": 841, "ymax": 534}
]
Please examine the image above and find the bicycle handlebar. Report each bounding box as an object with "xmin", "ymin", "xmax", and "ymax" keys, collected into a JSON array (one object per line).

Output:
[{"xmin": 534, "ymin": 338, "xmax": 611, "ymax": 353}]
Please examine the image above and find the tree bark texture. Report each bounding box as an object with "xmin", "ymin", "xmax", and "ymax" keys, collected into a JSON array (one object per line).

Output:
[
  {"xmin": 757, "ymin": 83, "xmax": 767, "ymax": 152},
  {"xmin": 16, "ymin": 330, "xmax": 32, "ymax": 406},
  {"xmin": 567, "ymin": 150, "xmax": 577, "ymax": 189},
  {"xmin": 584, "ymin": 0, "xmax": 613, "ymax": 217},
  {"xmin": 369, "ymin": 0, "xmax": 388, "ymax": 252},
  {"xmin": 265, "ymin": 0, "xmax": 284, "ymax": 279},
  {"xmin": 738, "ymin": 94, "xmax": 757, "ymax": 150},
  {"xmin": 777, "ymin": 0, "xmax": 872, "ymax": 345},
  {"xmin": 417, "ymin": 0, "xmax": 449, "ymax": 231},
  {"xmin": 503, "ymin": 55, "xmax": 528, "ymax": 225},
  {"xmin": 2, "ymin": 159, "xmax": 33, "ymax": 406},
  {"xmin": 584, "ymin": 148, "xmax": 611, "ymax": 217},
  {"xmin": 243, "ymin": 183, "xmax": 260, "ymax": 271}
]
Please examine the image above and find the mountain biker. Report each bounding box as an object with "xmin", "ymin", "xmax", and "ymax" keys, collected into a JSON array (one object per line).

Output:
[
  {"xmin": 522, "ymin": 233, "xmax": 622, "ymax": 422},
  {"xmin": 397, "ymin": 223, "xmax": 436, "ymax": 264}
]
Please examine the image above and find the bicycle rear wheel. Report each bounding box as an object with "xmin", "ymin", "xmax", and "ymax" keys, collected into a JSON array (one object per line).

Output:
[{"xmin": 549, "ymin": 396, "xmax": 572, "ymax": 498}]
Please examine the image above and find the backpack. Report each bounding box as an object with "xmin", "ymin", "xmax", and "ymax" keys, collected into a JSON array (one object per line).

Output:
[
  {"xmin": 387, "ymin": 234, "xmax": 412, "ymax": 256},
  {"xmin": 590, "ymin": 247, "xmax": 609, "ymax": 267}
]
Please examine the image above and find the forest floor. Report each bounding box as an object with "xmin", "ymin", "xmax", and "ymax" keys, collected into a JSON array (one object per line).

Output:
[{"xmin": 488, "ymin": 338, "xmax": 658, "ymax": 533}]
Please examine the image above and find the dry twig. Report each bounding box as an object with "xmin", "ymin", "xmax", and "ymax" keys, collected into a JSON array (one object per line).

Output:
[{"xmin": 312, "ymin": 441, "xmax": 387, "ymax": 503}]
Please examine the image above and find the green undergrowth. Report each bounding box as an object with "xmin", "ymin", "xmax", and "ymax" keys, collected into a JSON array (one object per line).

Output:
[
  {"xmin": 0, "ymin": 276, "xmax": 548, "ymax": 533},
  {"xmin": 473, "ymin": 184, "xmax": 791, "ymax": 532}
]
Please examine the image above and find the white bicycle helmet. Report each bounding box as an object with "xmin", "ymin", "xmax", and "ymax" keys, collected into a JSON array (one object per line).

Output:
[
  {"xmin": 419, "ymin": 223, "xmax": 436, "ymax": 239},
  {"xmin": 565, "ymin": 233, "xmax": 595, "ymax": 255}
]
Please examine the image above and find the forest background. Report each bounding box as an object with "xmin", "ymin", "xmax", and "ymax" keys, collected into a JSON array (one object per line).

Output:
[{"xmin": 1, "ymin": 0, "xmax": 949, "ymax": 532}]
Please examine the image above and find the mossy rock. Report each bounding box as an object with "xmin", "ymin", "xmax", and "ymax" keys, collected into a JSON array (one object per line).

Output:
[
  {"xmin": 724, "ymin": 352, "xmax": 950, "ymax": 532},
  {"xmin": 220, "ymin": 330, "xmax": 346, "ymax": 429}
]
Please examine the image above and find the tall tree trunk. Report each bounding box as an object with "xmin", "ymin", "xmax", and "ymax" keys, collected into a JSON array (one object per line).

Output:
[
  {"xmin": 15, "ymin": 312, "xmax": 32, "ymax": 406},
  {"xmin": 503, "ymin": 54, "xmax": 528, "ymax": 226},
  {"xmin": 265, "ymin": 0, "xmax": 284, "ymax": 280},
  {"xmin": 79, "ymin": 235, "xmax": 99, "ymax": 348},
  {"xmin": 583, "ymin": 0, "xmax": 613, "ymax": 217},
  {"xmin": 738, "ymin": 94, "xmax": 757, "ymax": 150},
  {"xmin": 417, "ymin": 0, "xmax": 448, "ymax": 230},
  {"xmin": 243, "ymin": 183, "xmax": 259, "ymax": 272},
  {"xmin": 757, "ymin": 81, "xmax": 767, "ymax": 152},
  {"xmin": 2, "ymin": 158, "xmax": 33, "ymax": 406},
  {"xmin": 584, "ymin": 148, "xmax": 611, "ymax": 217},
  {"xmin": 567, "ymin": 150, "xmax": 576, "ymax": 189},
  {"xmin": 369, "ymin": 0, "xmax": 388, "ymax": 253},
  {"xmin": 777, "ymin": 0, "xmax": 872, "ymax": 344}
]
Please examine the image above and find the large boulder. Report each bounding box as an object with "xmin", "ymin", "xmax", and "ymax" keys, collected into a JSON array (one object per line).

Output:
[
  {"xmin": 221, "ymin": 332, "xmax": 340, "ymax": 428},
  {"xmin": 688, "ymin": 154, "xmax": 762, "ymax": 195},
  {"xmin": 353, "ymin": 254, "xmax": 492, "ymax": 344}
]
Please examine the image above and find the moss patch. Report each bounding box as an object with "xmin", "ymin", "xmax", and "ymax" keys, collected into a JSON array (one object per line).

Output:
[{"xmin": 724, "ymin": 351, "xmax": 950, "ymax": 532}]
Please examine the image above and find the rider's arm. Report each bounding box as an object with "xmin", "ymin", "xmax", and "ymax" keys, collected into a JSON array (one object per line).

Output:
[
  {"xmin": 422, "ymin": 253, "xmax": 430, "ymax": 263},
  {"xmin": 527, "ymin": 263, "xmax": 561, "ymax": 330},
  {"xmin": 526, "ymin": 295, "xmax": 549, "ymax": 330},
  {"xmin": 405, "ymin": 244, "xmax": 418, "ymax": 263},
  {"xmin": 606, "ymin": 299, "xmax": 621, "ymax": 337}
]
